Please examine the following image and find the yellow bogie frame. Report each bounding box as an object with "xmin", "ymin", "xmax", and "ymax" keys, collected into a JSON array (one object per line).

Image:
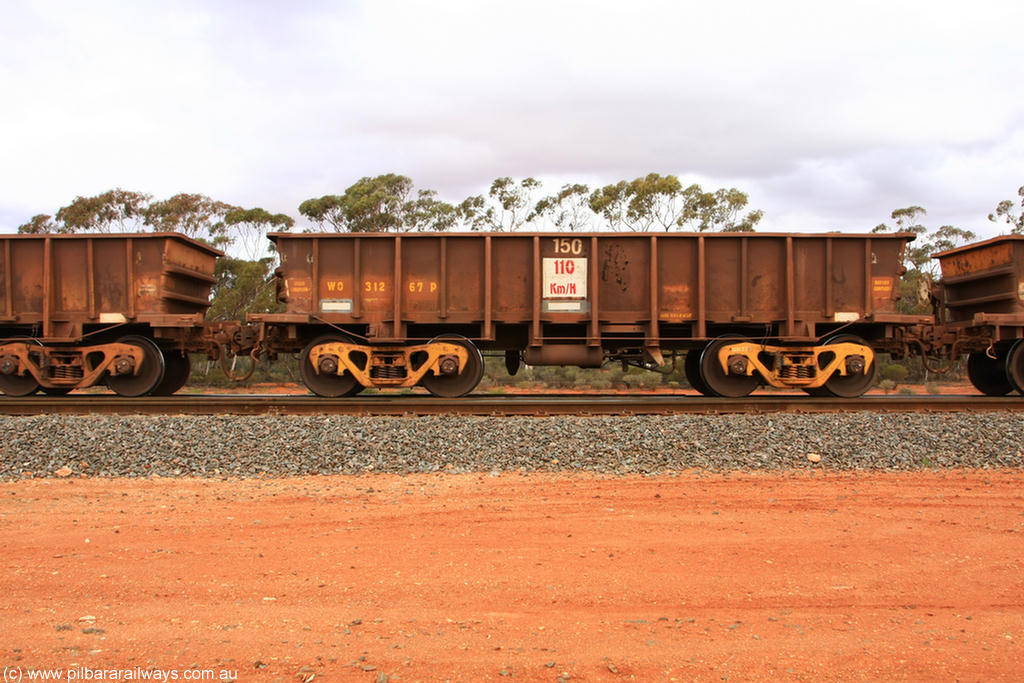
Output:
[
  {"xmin": 0, "ymin": 341, "xmax": 147, "ymax": 390},
  {"xmin": 715, "ymin": 341, "xmax": 874, "ymax": 390},
  {"xmin": 307, "ymin": 341, "xmax": 470, "ymax": 389}
]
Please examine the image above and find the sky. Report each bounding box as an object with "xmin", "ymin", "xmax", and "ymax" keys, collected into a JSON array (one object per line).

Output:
[{"xmin": 2, "ymin": 0, "xmax": 1023, "ymax": 237}]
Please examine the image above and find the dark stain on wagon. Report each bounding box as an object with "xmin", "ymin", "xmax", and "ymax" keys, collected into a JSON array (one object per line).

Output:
[{"xmin": 601, "ymin": 243, "xmax": 630, "ymax": 292}]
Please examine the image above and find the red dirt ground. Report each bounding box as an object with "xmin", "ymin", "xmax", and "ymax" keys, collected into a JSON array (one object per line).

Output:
[{"xmin": 2, "ymin": 471, "xmax": 1023, "ymax": 682}]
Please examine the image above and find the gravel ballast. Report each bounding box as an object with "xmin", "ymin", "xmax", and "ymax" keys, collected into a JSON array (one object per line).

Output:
[{"xmin": 2, "ymin": 412, "xmax": 1024, "ymax": 478}]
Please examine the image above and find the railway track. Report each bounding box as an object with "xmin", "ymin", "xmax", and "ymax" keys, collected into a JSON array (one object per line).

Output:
[{"xmin": 1, "ymin": 393, "xmax": 1022, "ymax": 416}]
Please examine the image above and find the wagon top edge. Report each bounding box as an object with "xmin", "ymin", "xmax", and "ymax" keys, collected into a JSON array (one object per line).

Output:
[
  {"xmin": 0, "ymin": 232, "xmax": 224, "ymax": 257},
  {"xmin": 267, "ymin": 230, "xmax": 917, "ymax": 242},
  {"xmin": 931, "ymin": 234, "xmax": 1024, "ymax": 259}
]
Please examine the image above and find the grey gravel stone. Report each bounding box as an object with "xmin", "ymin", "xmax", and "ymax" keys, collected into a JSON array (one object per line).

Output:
[{"xmin": 1, "ymin": 412, "xmax": 1023, "ymax": 479}]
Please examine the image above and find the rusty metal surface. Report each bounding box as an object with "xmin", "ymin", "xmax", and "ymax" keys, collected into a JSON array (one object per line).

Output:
[
  {"xmin": 2, "ymin": 393, "xmax": 1022, "ymax": 416},
  {"xmin": 935, "ymin": 236, "xmax": 1024, "ymax": 324},
  {"xmin": 0, "ymin": 233, "xmax": 221, "ymax": 343},
  {"xmin": 263, "ymin": 232, "xmax": 914, "ymax": 351}
]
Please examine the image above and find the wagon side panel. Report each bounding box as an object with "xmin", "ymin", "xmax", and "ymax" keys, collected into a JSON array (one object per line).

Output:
[
  {"xmin": 7, "ymin": 239, "xmax": 45, "ymax": 321},
  {"xmin": 0, "ymin": 238, "xmax": 7, "ymax": 321},
  {"xmin": 93, "ymin": 239, "xmax": 130, "ymax": 318},
  {"xmin": 742, "ymin": 236, "xmax": 786, "ymax": 321},
  {"xmin": 491, "ymin": 236, "xmax": 532, "ymax": 322},
  {"xmin": 51, "ymin": 239, "xmax": 88, "ymax": 317},
  {"xmin": 596, "ymin": 237, "xmax": 651, "ymax": 323},
  {"xmin": 829, "ymin": 238, "xmax": 868, "ymax": 320},
  {"xmin": 868, "ymin": 237, "xmax": 903, "ymax": 316},
  {"xmin": 401, "ymin": 236, "xmax": 443, "ymax": 321},
  {"xmin": 276, "ymin": 236, "xmax": 316, "ymax": 312},
  {"xmin": 442, "ymin": 238, "xmax": 485, "ymax": 324},
  {"xmin": 792, "ymin": 238, "xmax": 827, "ymax": 320},
  {"xmin": 657, "ymin": 237, "xmax": 699, "ymax": 324}
]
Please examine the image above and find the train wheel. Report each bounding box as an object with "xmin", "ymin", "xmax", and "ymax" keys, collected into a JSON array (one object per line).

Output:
[
  {"xmin": 817, "ymin": 334, "xmax": 877, "ymax": 398},
  {"xmin": 0, "ymin": 366, "xmax": 40, "ymax": 397},
  {"xmin": 1008, "ymin": 341, "xmax": 1024, "ymax": 395},
  {"xmin": 966, "ymin": 350, "xmax": 1013, "ymax": 396},
  {"xmin": 300, "ymin": 335, "xmax": 363, "ymax": 398},
  {"xmin": 106, "ymin": 335, "xmax": 166, "ymax": 397},
  {"xmin": 151, "ymin": 351, "xmax": 192, "ymax": 396},
  {"xmin": 420, "ymin": 335, "xmax": 483, "ymax": 398},
  {"xmin": 698, "ymin": 336, "xmax": 759, "ymax": 398},
  {"xmin": 684, "ymin": 345, "xmax": 714, "ymax": 396}
]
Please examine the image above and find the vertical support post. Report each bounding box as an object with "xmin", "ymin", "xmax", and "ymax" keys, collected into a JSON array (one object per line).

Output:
[
  {"xmin": 740, "ymin": 237, "xmax": 748, "ymax": 319},
  {"xmin": 649, "ymin": 235, "xmax": 660, "ymax": 350},
  {"xmin": 589, "ymin": 235, "xmax": 599, "ymax": 346},
  {"xmin": 126, "ymin": 238, "xmax": 135, "ymax": 322},
  {"xmin": 87, "ymin": 239, "xmax": 96, "ymax": 320},
  {"xmin": 43, "ymin": 237, "xmax": 52, "ymax": 338},
  {"xmin": 312, "ymin": 237, "xmax": 320, "ymax": 316},
  {"xmin": 786, "ymin": 236, "xmax": 795, "ymax": 337},
  {"xmin": 483, "ymin": 235, "xmax": 493, "ymax": 341},
  {"xmin": 697, "ymin": 235, "xmax": 706, "ymax": 338},
  {"xmin": 864, "ymin": 238, "xmax": 873, "ymax": 318},
  {"xmin": 531, "ymin": 235, "xmax": 541, "ymax": 346},
  {"xmin": 439, "ymin": 237, "xmax": 447, "ymax": 320},
  {"xmin": 3, "ymin": 240, "xmax": 12, "ymax": 319},
  {"xmin": 825, "ymin": 238, "xmax": 833, "ymax": 321},
  {"xmin": 393, "ymin": 236, "xmax": 403, "ymax": 338},
  {"xmin": 352, "ymin": 238, "xmax": 361, "ymax": 319}
]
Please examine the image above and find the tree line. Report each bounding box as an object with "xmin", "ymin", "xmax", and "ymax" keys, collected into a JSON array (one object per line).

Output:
[
  {"xmin": 18, "ymin": 176, "xmax": 1023, "ymax": 247},
  {"xmin": 16, "ymin": 190, "xmax": 295, "ymax": 261},
  {"xmin": 16, "ymin": 173, "xmax": 766, "ymax": 247}
]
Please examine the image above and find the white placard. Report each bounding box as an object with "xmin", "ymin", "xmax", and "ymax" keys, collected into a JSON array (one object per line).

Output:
[
  {"xmin": 542, "ymin": 257, "xmax": 587, "ymax": 299},
  {"xmin": 321, "ymin": 299, "xmax": 353, "ymax": 313},
  {"xmin": 545, "ymin": 301, "xmax": 585, "ymax": 312}
]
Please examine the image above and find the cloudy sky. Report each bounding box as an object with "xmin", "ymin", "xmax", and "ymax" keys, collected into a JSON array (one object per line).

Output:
[{"xmin": 2, "ymin": 0, "xmax": 1023, "ymax": 236}]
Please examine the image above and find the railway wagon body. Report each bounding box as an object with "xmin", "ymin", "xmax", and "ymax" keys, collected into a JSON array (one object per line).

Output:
[
  {"xmin": 256, "ymin": 231, "xmax": 918, "ymax": 397},
  {"xmin": 0, "ymin": 233, "xmax": 226, "ymax": 397},
  {"xmin": 934, "ymin": 235, "xmax": 1024, "ymax": 395}
]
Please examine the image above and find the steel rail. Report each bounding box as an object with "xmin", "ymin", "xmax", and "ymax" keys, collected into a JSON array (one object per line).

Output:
[{"xmin": 1, "ymin": 394, "xmax": 1023, "ymax": 416}]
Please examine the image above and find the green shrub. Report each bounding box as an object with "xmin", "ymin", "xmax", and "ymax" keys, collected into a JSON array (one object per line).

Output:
[{"xmin": 881, "ymin": 363, "xmax": 909, "ymax": 383}]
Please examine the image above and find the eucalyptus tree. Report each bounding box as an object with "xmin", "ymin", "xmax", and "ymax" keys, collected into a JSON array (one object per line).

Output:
[
  {"xmin": 458, "ymin": 177, "xmax": 541, "ymax": 231},
  {"xmin": 989, "ymin": 185, "xmax": 1024, "ymax": 234},
  {"xmin": 54, "ymin": 189, "xmax": 152, "ymax": 233},
  {"xmin": 872, "ymin": 206, "xmax": 975, "ymax": 313},
  {"xmin": 300, "ymin": 175, "xmax": 456, "ymax": 233},
  {"xmin": 224, "ymin": 207, "xmax": 295, "ymax": 260},
  {"xmin": 591, "ymin": 175, "xmax": 762, "ymax": 232},
  {"xmin": 530, "ymin": 183, "xmax": 594, "ymax": 231},
  {"xmin": 144, "ymin": 193, "xmax": 238, "ymax": 247}
]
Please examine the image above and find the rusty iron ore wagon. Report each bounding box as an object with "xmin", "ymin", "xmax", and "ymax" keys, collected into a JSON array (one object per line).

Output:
[
  {"xmin": 252, "ymin": 231, "xmax": 924, "ymax": 398},
  {"xmin": 0, "ymin": 233, "xmax": 250, "ymax": 397},
  {"xmin": 933, "ymin": 235, "xmax": 1024, "ymax": 395}
]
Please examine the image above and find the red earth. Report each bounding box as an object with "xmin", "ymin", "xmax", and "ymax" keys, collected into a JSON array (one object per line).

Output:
[{"xmin": 2, "ymin": 470, "xmax": 1022, "ymax": 682}]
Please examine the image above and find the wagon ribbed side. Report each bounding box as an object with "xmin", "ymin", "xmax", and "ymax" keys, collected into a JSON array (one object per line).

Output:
[
  {"xmin": 0, "ymin": 233, "xmax": 220, "ymax": 340},
  {"xmin": 257, "ymin": 231, "xmax": 916, "ymax": 397},
  {"xmin": 0, "ymin": 233, "xmax": 224, "ymax": 397}
]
